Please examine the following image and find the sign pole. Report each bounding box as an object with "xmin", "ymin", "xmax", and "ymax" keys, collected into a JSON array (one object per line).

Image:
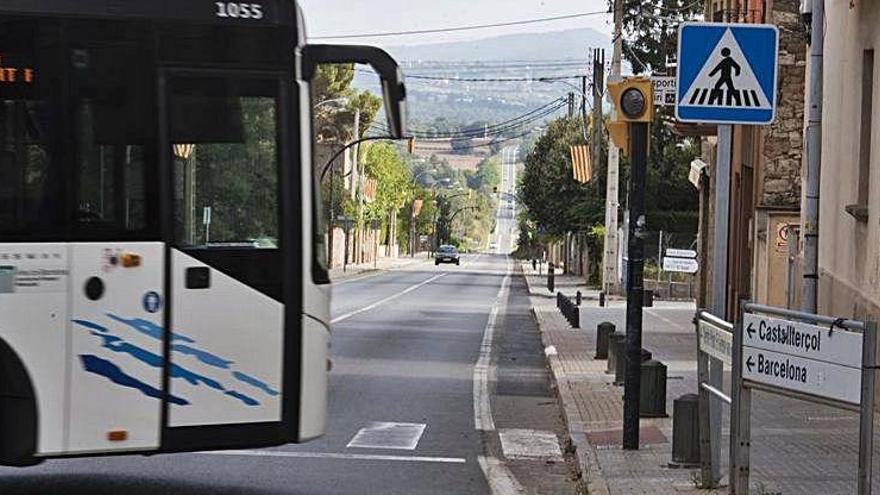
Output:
[
  {"xmin": 857, "ymin": 321, "xmax": 876, "ymax": 495},
  {"xmin": 729, "ymin": 302, "xmax": 746, "ymax": 494},
  {"xmin": 623, "ymin": 122, "xmax": 649, "ymax": 450}
]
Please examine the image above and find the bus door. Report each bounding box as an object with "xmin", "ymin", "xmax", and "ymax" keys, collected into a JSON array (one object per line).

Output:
[
  {"xmin": 64, "ymin": 25, "xmax": 167, "ymax": 453},
  {"xmin": 163, "ymin": 72, "xmax": 287, "ymax": 429}
]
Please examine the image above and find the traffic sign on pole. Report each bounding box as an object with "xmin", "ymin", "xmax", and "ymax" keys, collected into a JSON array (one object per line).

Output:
[
  {"xmin": 742, "ymin": 313, "xmax": 863, "ymax": 368},
  {"xmin": 665, "ymin": 248, "xmax": 697, "ymax": 259},
  {"xmin": 699, "ymin": 319, "xmax": 732, "ymax": 365},
  {"xmin": 663, "ymin": 257, "xmax": 699, "ymax": 273},
  {"xmin": 651, "ymin": 76, "xmax": 676, "ymax": 107},
  {"xmin": 676, "ymin": 22, "xmax": 778, "ymax": 124}
]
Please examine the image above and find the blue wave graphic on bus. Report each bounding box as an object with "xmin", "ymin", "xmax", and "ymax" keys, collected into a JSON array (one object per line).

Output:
[
  {"xmin": 80, "ymin": 355, "xmax": 190, "ymax": 406},
  {"xmin": 73, "ymin": 315, "xmax": 279, "ymax": 406}
]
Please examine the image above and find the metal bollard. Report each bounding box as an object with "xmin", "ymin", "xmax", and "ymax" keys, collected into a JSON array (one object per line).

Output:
[
  {"xmin": 576, "ymin": 290, "xmax": 582, "ymax": 306},
  {"xmin": 614, "ymin": 347, "xmax": 652, "ymax": 386},
  {"xmin": 670, "ymin": 394, "xmax": 701, "ymax": 467},
  {"xmin": 639, "ymin": 359, "xmax": 668, "ymax": 418},
  {"xmin": 547, "ymin": 262, "xmax": 555, "ymax": 293},
  {"xmin": 595, "ymin": 322, "xmax": 615, "ymax": 359},
  {"xmin": 606, "ymin": 334, "xmax": 626, "ymax": 375},
  {"xmin": 532, "ymin": 259, "xmax": 537, "ymax": 271},
  {"xmin": 643, "ymin": 289, "xmax": 654, "ymax": 307},
  {"xmin": 599, "ymin": 291, "xmax": 606, "ymax": 307}
]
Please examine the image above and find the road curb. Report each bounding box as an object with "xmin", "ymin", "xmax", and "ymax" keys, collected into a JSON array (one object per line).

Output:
[{"xmin": 518, "ymin": 263, "xmax": 611, "ymax": 495}]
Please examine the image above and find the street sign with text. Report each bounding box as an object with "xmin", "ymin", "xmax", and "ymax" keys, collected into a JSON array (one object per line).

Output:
[
  {"xmin": 699, "ymin": 319, "xmax": 732, "ymax": 365},
  {"xmin": 651, "ymin": 76, "xmax": 677, "ymax": 107},
  {"xmin": 666, "ymin": 248, "xmax": 697, "ymax": 259},
  {"xmin": 663, "ymin": 257, "xmax": 699, "ymax": 273},
  {"xmin": 741, "ymin": 313, "xmax": 864, "ymax": 404}
]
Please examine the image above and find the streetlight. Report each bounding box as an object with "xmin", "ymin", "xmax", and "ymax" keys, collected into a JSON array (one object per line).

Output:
[{"xmin": 409, "ymin": 168, "xmax": 437, "ymax": 257}]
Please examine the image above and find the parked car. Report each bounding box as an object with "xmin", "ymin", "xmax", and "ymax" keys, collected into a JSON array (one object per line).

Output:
[{"xmin": 435, "ymin": 245, "xmax": 460, "ymax": 265}]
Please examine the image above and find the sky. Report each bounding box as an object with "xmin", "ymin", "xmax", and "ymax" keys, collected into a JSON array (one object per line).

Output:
[{"xmin": 298, "ymin": 0, "xmax": 613, "ymax": 48}]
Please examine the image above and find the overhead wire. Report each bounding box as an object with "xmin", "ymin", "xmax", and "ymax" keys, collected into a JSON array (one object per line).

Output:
[
  {"xmin": 368, "ymin": 98, "xmax": 567, "ymax": 139},
  {"xmin": 308, "ymin": 10, "xmax": 610, "ymax": 40}
]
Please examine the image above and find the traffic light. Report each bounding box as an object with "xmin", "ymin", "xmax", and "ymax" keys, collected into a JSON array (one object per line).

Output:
[
  {"xmin": 605, "ymin": 77, "xmax": 654, "ymax": 156},
  {"xmin": 607, "ymin": 77, "xmax": 654, "ymax": 123}
]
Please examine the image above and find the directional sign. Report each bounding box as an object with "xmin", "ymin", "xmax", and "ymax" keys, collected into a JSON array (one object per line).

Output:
[
  {"xmin": 699, "ymin": 319, "xmax": 732, "ymax": 365},
  {"xmin": 651, "ymin": 76, "xmax": 677, "ymax": 107},
  {"xmin": 742, "ymin": 347, "xmax": 862, "ymax": 404},
  {"xmin": 742, "ymin": 313, "xmax": 864, "ymax": 404},
  {"xmin": 666, "ymin": 248, "xmax": 697, "ymax": 259},
  {"xmin": 676, "ymin": 22, "xmax": 778, "ymax": 124},
  {"xmin": 663, "ymin": 257, "xmax": 699, "ymax": 273},
  {"xmin": 743, "ymin": 313, "xmax": 863, "ymax": 367}
]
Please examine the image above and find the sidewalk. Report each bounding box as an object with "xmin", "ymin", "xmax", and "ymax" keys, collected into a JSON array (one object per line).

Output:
[
  {"xmin": 329, "ymin": 254, "xmax": 432, "ymax": 282},
  {"xmin": 522, "ymin": 262, "xmax": 880, "ymax": 495}
]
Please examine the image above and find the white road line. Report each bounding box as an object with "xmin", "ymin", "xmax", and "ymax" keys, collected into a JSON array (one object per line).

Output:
[
  {"xmin": 473, "ymin": 261, "xmax": 509, "ymax": 431},
  {"xmin": 199, "ymin": 450, "xmax": 466, "ymax": 464},
  {"xmin": 331, "ymin": 273, "xmax": 447, "ymax": 324},
  {"xmin": 473, "ymin": 256, "xmax": 526, "ymax": 495},
  {"xmin": 335, "ymin": 271, "xmax": 383, "ymax": 285},
  {"xmin": 478, "ymin": 456, "xmax": 526, "ymax": 494}
]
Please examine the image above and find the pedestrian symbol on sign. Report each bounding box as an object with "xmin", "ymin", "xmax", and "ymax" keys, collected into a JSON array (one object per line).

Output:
[{"xmin": 676, "ymin": 23, "xmax": 778, "ymax": 124}]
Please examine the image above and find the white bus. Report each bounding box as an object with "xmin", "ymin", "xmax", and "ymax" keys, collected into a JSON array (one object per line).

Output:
[{"xmin": 0, "ymin": 0, "xmax": 406, "ymax": 466}]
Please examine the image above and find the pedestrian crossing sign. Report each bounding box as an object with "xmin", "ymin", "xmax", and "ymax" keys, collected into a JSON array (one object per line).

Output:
[{"xmin": 676, "ymin": 22, "xmax": 778, "ymax": 125}]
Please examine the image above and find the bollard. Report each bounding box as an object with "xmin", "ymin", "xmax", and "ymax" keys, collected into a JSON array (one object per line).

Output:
[
  {"xmin": 599, "ymin": 291, "xmax": 606, "ymax": 307},
  {"xmin": 547, "ymin": 262, "xmax": 555, "ymax": 293},
  {"xmin": 595, "ymin": 322, "xmax": 616, "ymax": 359},
  {"xmin": 614, "ymin": 347, "xmax": 652, "ymax": 386},
  {"xmin": 670, "ymin": 394, "xmax": 701, "ymax": 467},
  {"xmin": 576, "ymin": 291, "xmax": 582, "ymax": 306},
  {"xmin": 606, "ymin": 334, "xmax": 626, "ymax": 375},
  {"xmin": 639, "ymin": 359, "xmax": 668, "ymax": 418},
  {"xmin": 532, "ymin": 259, "xmax": 537, "ymax": 271},
  {"xmin": 643, "ymin": 289, "xmax": 654, "ymax": 307}
]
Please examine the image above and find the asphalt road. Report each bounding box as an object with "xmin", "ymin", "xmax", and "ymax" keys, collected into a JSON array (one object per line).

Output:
[{"xmin": 0, "ymin": 146, "xmax": 578, "ymax": 494}]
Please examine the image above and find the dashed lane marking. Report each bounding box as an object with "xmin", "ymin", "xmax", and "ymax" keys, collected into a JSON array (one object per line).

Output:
[
  {"xmin": 199, "ymin": 450, "xmax": 465, "ymax": 464},
  {"xmin": 331, "ymin": 273, "xmax": 447, "ymax": 324},
  {"xmin": 346, "ymin": 422, "xmax": 427, "ymax": 450},
  {"xmin": 498, "ymin": 429, "xmax": 563, "ymax": 461}
]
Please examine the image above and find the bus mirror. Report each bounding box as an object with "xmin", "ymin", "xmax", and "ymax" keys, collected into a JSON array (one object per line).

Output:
[{"xmin": 302, "ymin": 44, "xmax": 408, "ymax": 138}]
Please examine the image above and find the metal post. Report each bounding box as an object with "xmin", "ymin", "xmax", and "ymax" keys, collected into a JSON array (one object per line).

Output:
[
  {"xmin": 603, "ymin": 0, "xmax": 623, "ymax": 296},
  {"xmin": 708, "ymin": 123, "xmax": 733, "ymax": 484},
  {"xmin": 623, "ymin": 122, "xmax": 648, "ymax": 450},
  {"xmin": 802, "ymin": 0, "xmax": 824, "ymax": 313},
  {"xmin": 734, "ymin": 380, "xmax": 752, "ymax": 494},
  {"xmin": 729, "ymin": 303, "xmax": 746, "ymax": 494},
  {"xmin": 696, "ymin": 314, "xmax": 713, "ymax": 487},
  {"xmin": 857, "ymin": 321, "xmax": 876, "ymax": 495},
  {"xmin": 328, "ymin": 161, "xmax": 336, "ymax": 269}
]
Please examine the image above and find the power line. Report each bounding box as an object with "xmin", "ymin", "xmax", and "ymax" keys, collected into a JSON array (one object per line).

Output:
[
  {"xmin": 354, "ymin": 68, "xmax": 590, "ymax": 82},
  {"xmin": 308, "ymin": 10, "xmax": 609, "ymax": 40},
  {"xmin": 370, "ymin": 98, "xmax": 566, "ymax": 139}
]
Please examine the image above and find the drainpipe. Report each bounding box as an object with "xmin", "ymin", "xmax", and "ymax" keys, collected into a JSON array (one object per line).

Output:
[{"xmin": 802, "ymin": 0, "xmax": 823, "ymax": 313}]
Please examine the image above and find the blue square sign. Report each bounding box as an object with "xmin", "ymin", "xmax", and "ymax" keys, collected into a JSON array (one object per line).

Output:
[{"xmin": 676, "ymin": 22, "xmax": 778, "ymax": 125}]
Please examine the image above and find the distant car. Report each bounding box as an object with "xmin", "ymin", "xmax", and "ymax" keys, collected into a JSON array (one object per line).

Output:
[{"xmin": 435, "ymin": 245, "xmax": 460, "ymax": 265}]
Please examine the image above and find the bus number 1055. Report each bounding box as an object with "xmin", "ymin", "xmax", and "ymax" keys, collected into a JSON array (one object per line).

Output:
[{"xmin": 216, "ymin": 2, "xmax": 264, "ymax": 19}]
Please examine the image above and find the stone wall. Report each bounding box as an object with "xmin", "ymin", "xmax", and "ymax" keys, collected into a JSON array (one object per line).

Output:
[{"xmin": 761, "ymin": 0, "xmax": 806, "ymax": 207}]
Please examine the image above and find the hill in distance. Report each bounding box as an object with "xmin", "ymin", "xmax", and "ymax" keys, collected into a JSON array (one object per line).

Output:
[{"xmin": 386, "ymin": 28, "xmax": 612, "ymax": 62}]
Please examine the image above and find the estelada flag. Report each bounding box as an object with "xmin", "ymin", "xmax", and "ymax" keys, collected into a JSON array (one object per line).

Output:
[{"xmin": 570, "ymin": 145, "xmax": 592, "ymax": 184}]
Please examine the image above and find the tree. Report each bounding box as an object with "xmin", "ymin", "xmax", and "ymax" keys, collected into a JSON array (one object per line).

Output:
[
  {"xmin": 518, "ymin": 117, "xmax": 606, "ymax": 237},
  {"xmin": 614, "ymin": 0, "xmax": 704, "ymax": 74},
  {"xmin": 363, "ymin": 142, "xmax": 412, "ymax": 221}
]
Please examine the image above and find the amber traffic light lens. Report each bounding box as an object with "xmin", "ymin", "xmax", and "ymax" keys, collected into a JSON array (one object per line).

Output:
[{"xmin": 621, "ymin": 88, "xmax": 647, "ymax": 119}]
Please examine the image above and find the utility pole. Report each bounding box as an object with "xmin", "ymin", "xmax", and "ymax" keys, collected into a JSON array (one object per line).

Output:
[
  {"xmin": 592, "ymin": 49, "xmax": 605, "ymax": 191},
  {"xmin": 350, "ymin": 108, "xmax": 361, "ymax": 263},
  {"xmin": 567, "ymin": 92, "xmax": 575, "ymax": 118},
  {"xmin": 802, "ymin": 0, "xmax": 824, "ymax": 313},
  {"xmin": 603, "ymin": 0, "xmax": 623, "ymax": 295}
]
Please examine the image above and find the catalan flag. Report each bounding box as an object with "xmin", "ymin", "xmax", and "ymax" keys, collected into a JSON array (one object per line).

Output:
[
  {"xmin": 364, "ymin": 178, "xmax": 379, "ymax": 202},
  {"xmin": 570, "ymin": 145, "xmax": 592, "ymax": 184}
]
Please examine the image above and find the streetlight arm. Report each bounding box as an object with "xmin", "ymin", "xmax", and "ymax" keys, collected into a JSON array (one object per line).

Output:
[
  {"xmin": 448, "ymin": 206, "xmax": 480, "ymax": 224},
  {"xmin": 321, "ymin": 135, "xmax": 404, "ymax": 180}
]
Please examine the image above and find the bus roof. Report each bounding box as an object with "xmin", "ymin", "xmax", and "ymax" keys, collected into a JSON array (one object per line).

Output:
[{"xmin": 0, "ymin": 0, "xmax": 297, "ymax": 26}]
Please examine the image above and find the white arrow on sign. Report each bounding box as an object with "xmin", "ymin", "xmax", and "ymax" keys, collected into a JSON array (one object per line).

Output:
[
  {"xmin": 742, "ymin": 347, "xmax": 862, "ymax": 404},
  {"xmin": 742, "ymin": 313, "xmax": 863, "ymax": 368},
  {"xmin": 663, "ymin": 257, "xmax": 699, "ymax": 273}
]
